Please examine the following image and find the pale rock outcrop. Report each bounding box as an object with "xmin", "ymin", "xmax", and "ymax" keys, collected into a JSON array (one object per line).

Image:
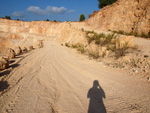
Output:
[
  {"xmin": 87, "ymin": 0, "xmax": 150, "ymax": 35},
  {"xmin": 0, "ymin": 57, "xmax": 9, "ymax": 70}
]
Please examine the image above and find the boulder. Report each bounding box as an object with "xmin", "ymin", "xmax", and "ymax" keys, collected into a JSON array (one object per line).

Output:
[
  {"xmin": 34, "ymin": 40, "xmax": 43, "ymax": 48},
  {"xmin": 22, "ymin": 47, "xmax": 27, "ymax": 52},
  {"xmin": 27, "ymin": 46, "xmax": 34, "ymax": 50},
  {"xmin": 5, "ymin": 48, "xmax": 15, "ymax": 59},
  {"xmin": 14, "ymin": 46, "xmax": 22, "ymax": 55},
  {"xmin": 0, "ymin": 57, "xmax": 9, "ymax": 70},
  {"xmin": 88, "ymin": 33, "xmax": 94, "ymax": 38}
]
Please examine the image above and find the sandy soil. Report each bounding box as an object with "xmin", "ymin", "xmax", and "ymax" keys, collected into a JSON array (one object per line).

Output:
[{"xmin": 0, "ymin": 40, "xmax": 150, "ymax": 113}]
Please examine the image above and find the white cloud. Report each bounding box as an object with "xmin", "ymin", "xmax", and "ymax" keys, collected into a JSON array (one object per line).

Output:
[
  {"xmin": 27, "ymin": 6, "xmax": 74, "ymax": 15},
  {"xmin": 67, "ymin": 10, "xmax": 75, "ymax": 13},
  {"xmin": 27, "ymin": 6, "xmax": 45, "ymax": 15},
  {"xmin": 46, "ymin": 6, "xmax": 67, "ymax": 14},
  {"xmin": 12, "ymin": 11, "xmax": 24, "ymax": 17}
]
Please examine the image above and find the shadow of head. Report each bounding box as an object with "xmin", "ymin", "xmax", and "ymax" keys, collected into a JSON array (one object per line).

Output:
[
  {"xmin": 0, "ymin": 80, "xmax": 9, "ymax": 92},
  {"xmin": 93, "ymin": 80, "xmax": 100, "ymax": 88}
]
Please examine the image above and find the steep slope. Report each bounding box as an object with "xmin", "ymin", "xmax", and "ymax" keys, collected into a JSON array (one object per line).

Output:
[{"xmin": 87, "ymin": 0, "xmax": 150, "ymax": 34}]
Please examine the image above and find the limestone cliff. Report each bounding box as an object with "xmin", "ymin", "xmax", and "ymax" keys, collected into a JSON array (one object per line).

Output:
[{"xmin": 87, "ymin": 0, "xmax": 150, "ymax": 34}]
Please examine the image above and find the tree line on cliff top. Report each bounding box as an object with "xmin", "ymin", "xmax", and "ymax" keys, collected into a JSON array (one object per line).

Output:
[{"xmin": 98, "ymin": 0, "xmax": 118, "ymax": 8}]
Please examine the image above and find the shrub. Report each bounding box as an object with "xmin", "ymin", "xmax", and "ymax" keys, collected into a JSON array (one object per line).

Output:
[
  {"xmin": 65, "ymin": 43, "xmax": 70, "ymax": 47},
  {"xmin": 71, "ymin": 44, "xmax": 86, "ymax": 54},
  {"xmin": 88, "ymin": 51, "xmax": 100, "ymax": 59},
  {"xmin": 111, "ymin": 41, "xmax": 129, "ymax": 58},
  {"xmin": 77, "ymin": 46, "xmax": 86, "ymax": 54}
]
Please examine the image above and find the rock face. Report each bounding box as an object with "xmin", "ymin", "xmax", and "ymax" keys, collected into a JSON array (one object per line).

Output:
[
  {"xmin": 87, "ymin": 0, "xmax": 150, "ymax": 34},
  {"xmin": 0, "ymin": 57, "xmax": 9, "ymax": 70}
]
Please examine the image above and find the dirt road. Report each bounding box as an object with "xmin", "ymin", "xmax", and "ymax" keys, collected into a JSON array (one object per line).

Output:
[{"xmin": 0, "ymin": 41, "xmax": 150, "ymax": 113}]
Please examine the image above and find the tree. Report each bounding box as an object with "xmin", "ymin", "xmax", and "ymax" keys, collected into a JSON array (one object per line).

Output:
[
  {"xmin": 46, "ymin": 19, "xmax": 49, "ymax": 21},
  {"xmin": 98, "ymin": 0, "xmax": 118, "ymax": 8},
  {"xmin": 79, "ymin": 14, "xmax": 85, "ymax": 22},
  {"xmin": 5, "ymin": 16, "xmax": 11, "ymax": 19}
]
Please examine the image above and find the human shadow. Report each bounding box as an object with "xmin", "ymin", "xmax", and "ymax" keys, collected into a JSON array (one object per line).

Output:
[
  {"xmin": 87, "ymin": 80, "xmax": 106, "ymax": 113},
  {"xmin": 0, "ymin": 80, "xmax": 9, "ymax": 92}
]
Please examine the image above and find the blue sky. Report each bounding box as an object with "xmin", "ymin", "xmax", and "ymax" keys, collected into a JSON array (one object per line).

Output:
[{"xmin": 0, "ymin": 0, "xmax": 100, "ymax": 21}]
